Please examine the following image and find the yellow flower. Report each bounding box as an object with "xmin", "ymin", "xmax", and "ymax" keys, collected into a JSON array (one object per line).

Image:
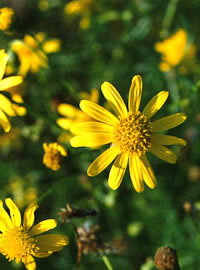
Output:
[
  {"xmin": 43, "ymin": 142, "xmax": 67, "ymax": 171},
  {"xmin": 11, "ymin": 33, "xmax": 61, "ymax": 76},
  {"xmin": 155, "ymin": 29, "xmax": 194, "ymax": 72},
  {"xmin": 57, "ymin": 88, "xmax": 99, "ymax": 132},
  {"xmin": 0, "ymin": 50, "xmax": 23, "ymax": 132},
  {"xmin": 70, "ymin": 75, "xmax": 187, "ymax": 192},
  {"xmin": 64, "ymin": 0, "xmax": 93, "ymax": 29},
  {"xmin": 0, "ymin": 198, "xmax": 69, "ymax": 270},
  {"xmin": 0, "ymin": 7, "xmax": 14, "ymax": 31}
]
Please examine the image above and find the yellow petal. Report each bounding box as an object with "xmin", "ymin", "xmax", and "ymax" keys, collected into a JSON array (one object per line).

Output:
[
  {"xmin": 5, "ymin": 198, "xmax": 21, "ymax": 227},
  {"xmin": 140, "ymin": 155, "xmax": 157, "ymax": 189},
  {"xmin": 23, "ymin": 202, "xmax": 39, "ymax": 230},
  {"xmin": 0, "ymin": 50, "xmax": 8, "ymax": 80},
  {"xmin": 152, "ymin": 113, "xmax": 187, "ymax": 132},
  {"xmin": 0, "ymin": 76, "xmax": 23, "ymax": 90},
  {"xmin": 0, "ymin": 199, "xmax": 13, "ymax": 231},
  {"xmin": 142, "ymin": 91, "xmax": 169, "ymax": 119},
  {"xmin": 108, "ymin": 153, "xmax": 128, "ymax": 190},
  {"xmin": 0, "ymin": 94, "xmax": 16, "ymax": 116},
  {"xmin": 22, "ymin": 255, "xmax": 36, "ymax": 270},
  {"xmin": 30, "ymin": 219, "xmax": 57, "ymax": 236},
  {"xmin": 128, "ymin": 75, "xmax": 143, "ymax": 113},
  {"xmin": 151, "ymin": 134, "xmax": 187, "ymax": 146},
  {"xmin": 57, "ymin": 104, "xmax": 79, "ymax": 117},
  {"xmin": 57, "ymin": 118, "xmax": 73, "ymax": 130},
  {"xmin": 80, "ymin": 100, "xmax": 119, "ymax": 125},
  {"xmin": 34, "ymin": 234, "xmax": 69, "ymax": 257},
  {"xmin": 129, "ymin": 153, "xmax": 144, "ymax": 192},
  {"xmin": 150, "ymin": 143, "xmax": 177, "ymax": 164},
  {"xmin": 0, "ymin": 109, "xmax": 11, "ymax": 132},
  {"xmin": 87, "ymin": 145, "xmax": 120, "ymax": 176},
  {"xmin": 101, "ymin": 81, "xmax": 128, "ymax": 117},
  {"xmin": 70, "ymin": 133, "xmax": 113, "ymax": 148},
  {"xmin": 71, "ymin": 121, "xmax": 115, "ymax": 135}
]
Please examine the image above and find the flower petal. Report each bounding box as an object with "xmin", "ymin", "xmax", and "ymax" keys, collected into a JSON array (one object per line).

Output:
[
  {"xmin": 142, "ymin": 91, "xmax": 169, "ymax": 119},
  {"xmin": 70, "ymin": 133, "xmax": 113, "ymax": 148},
  {"xmin": 151, "ymin": 134, "xmax": 187, "ymax": 146},
  {"xmin": 0, "ymin": 50, "xmax": 8, "ymax": 80},
  {"xmin": 151, "ymin": 113, "xmax": 187, "ymax": 132},
  {"xmin": 80, "ymin": 100, "xmax": 119, "ymax": 125},
  {"xmin": 128, "ymin": 75, "xmax": 143, "ymax": 113},
  {"xmin": 0, "ymin": 94, "xmax": 16, "ymax": 116},
  {"xmin": 87, "ymin": 145, "xmax": 120, "ymax": 176},
  {"xmin": 57, "ymin": 118, "xmax": 72, "ymax": 130},
  {"xmin": 5, "ymin": 198, "xmax": 21, "ymax": 227},
  {"xmin": 0, "ymin": 76, "xmax": 23, "ymax": 90},
  {"xmin": 129, "ymin": 153, "xmax": 144, "ymax": 192},
  {"xmin": 22, "ymin": 255, "xmax": 36, "ymax": 270},
  {"xmin": 101, "ymin": 81, "xmax": 128, "ymax": 117},
  {"xmin": 57, "ymin": 104, "xmax": 79, "ymax": 117},
  {"xmin": 0, "ymin": 199, "xmax": 13, "ymax": 231},
  {"xmin": 0, "ymin": 109, "xmax": 11, "ymax": 132},
  {"xmin": 71, "ymin": 121, "xmax": 115, "ymax": 135},
  {"xmin": 23, "ymin": 202, "xmax": 39, "ymax": 230},
  {"xmin": 140, "ymin": 155, "xmax": 157, "ymax": 189},
  {"xmin": 30, "ymin": 219, "xmax": 57, "ymax": 236},
  {"xmin": 149, "ymin": 143, "xmax": 177, "ymax": 164},
  {"xmin": 33, "ymin": 234, "xmax": 69, "ymax": 258},
  {"xmin": 108, "ymin": 153, "xmax": 128, "ymax": 190}
]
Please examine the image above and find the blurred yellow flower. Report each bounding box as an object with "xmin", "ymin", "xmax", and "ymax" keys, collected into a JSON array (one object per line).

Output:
[
  {"xmin": 43, "ymin": 142, "xmax": 67, "ymax": 171},
  {"xmin": 64, "ymin": 0, "xmax": 94, "ymax": 29},
  {"xmin": 0, "ymin": 50, "xmax": 23, "ymax": 132},
  {"xmin": 0, "ymin": 7, "xmax": 14, "ymax": 31},
  {"xmin": 11, "ymin": 33, "xmax": 61, "ymax": 76},
  {"xmin": 70, "ymin": 75, "xmax": 187, "ymax": 192},
  {"xmin": 0, "ymin": 198, "xmax": 69, "ymax": 269},
  {"xmin": 57, "ymin": 88, "xmax": 99, "ymax": 133},
  {"xmin": 7, "ymin": 176, "xmax": 38, "ymax": 208},
  {"xmin": 155, "ymin": 29, "xmax": 195, "ymax": 72}
]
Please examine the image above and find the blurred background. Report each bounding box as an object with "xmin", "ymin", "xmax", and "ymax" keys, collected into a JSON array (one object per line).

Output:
[{"xmin": 0, "ymin": 0, "xmax": 200, "ymax": 269}]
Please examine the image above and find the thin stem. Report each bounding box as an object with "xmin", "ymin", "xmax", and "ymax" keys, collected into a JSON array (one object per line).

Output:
[
  {"xmin": 101, "ymin": 254, "xmax": 114, "ymax": 270},
  {"xmin": 160, "ymin": 0, "xmax": 180, "ymax": 38}
]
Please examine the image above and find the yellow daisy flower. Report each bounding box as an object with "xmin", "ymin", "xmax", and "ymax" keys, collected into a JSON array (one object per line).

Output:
[
  {"xmin": 11, "ymin": 33, "xmax": 61, "ymax": 76},
  {"xmin": 43, "ymin": 142, "xmax": 67, "ymax": 171},
  {"xmin": 70, "ymin": 75, "xmax": 187, "ymax": 192},
  {"xmin": 0, "ymin": 7, "xmax": 14, "ymax": 31},
  {"xmin": 0, "ymin": 198, "xmax": 69, "ymax": 270},
  {"xmin": 0, "ymin": 49, "xmax": 23, "ymax": 132},
  {"xmin": 155, "ymin": 29, "xmax": 195, "ymax": 72}
]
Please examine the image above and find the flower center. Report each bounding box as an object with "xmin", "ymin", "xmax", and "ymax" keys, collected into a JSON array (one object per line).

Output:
[
  {"xmin": 0, "ymin": 226, "xmax": 36, "ymax": 263},
  {"xmin": 43, "ymin": 148, "xmax": 62, "ymax": 171},
  {"xmin": 114, "ymin": 111, "xmax": 152, "ymax": 155}
]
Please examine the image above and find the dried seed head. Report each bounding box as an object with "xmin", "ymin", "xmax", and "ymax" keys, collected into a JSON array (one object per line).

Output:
[{"xmin": 154, "ymin": 246, "xmax": 181, "ymax": 270}]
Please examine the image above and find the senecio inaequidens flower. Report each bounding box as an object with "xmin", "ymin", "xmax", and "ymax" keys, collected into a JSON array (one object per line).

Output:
[
  {"xmin": 0, "ymin": 198, "xmax": 68, "ymax": 270},
  {"xmin": 70, "ymin": 75, "xmax": 187, "ymax": 192}
]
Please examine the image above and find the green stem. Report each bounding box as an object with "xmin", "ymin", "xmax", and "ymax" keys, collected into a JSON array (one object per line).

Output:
[
  {"xmin": 101, "ymin": 254, "xmax": 113, "ymax": 270},
  {"xmin": 160, "ymin": 0, "xmax": 180, "ymax": 38}
]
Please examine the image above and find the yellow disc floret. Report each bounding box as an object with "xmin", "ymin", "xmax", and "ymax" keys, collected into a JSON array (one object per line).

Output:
[
  {"xmin": 0, "ymin": 226, "xmax": 36, "ymax": 263},
  {"xmin": 114, "ymin": 111, "xmax": 152, "ymax": 155}
]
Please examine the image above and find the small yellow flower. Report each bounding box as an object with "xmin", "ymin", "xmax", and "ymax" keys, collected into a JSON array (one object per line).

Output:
[
  {"xmin": 11, "ymin": 33, "xmax": 61, "ymax": 76},
  {"xmin": 155, "ymin": 29, "xmax": 194, "ymax": 72},
  {"xmin": 0, "ymin": 7, "xmax": 14, "ymax": 31},
  {"xmin": 0, "ymin": 198, "xmax": 69, "ymax": 270},
  {"xmin": 57, "ymin": 88, "xmax": 99, "ymax": 132},
  {"xmin": 70, "ymin": 75, "xmax": 187, "ymax": 192},
  {"xmin": 64, "ymin": 0, "xmax": 93, "ymax": 29},
  {"xmin": 0, "ymin": 50, "xmax": 23, "ymax": 132},
  {"xmin": 43, "ymin": 142, "xmax": 67, "ymax": 171}
]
